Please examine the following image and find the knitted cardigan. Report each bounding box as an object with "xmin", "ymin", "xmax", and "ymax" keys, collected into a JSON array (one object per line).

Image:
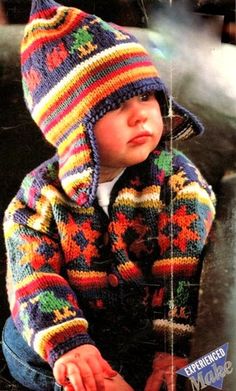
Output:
[{"xmin": 4, "ymin": 147, "xmax": 215, "ymax": 367}]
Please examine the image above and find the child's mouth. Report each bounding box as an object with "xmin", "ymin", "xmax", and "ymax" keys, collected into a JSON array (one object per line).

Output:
[{"xmin": 128, "ymin": 131, "xmax": 152, "ymax": 145}]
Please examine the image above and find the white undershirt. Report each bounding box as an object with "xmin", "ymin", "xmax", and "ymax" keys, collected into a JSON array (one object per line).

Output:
[{"xmin": 97, "ymin": 171, "xmax": 124, "ymax": 215}]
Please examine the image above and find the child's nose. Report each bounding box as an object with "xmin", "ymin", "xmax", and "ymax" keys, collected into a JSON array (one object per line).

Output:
[{"xmin": 127, "ymin": 101, "xmax": 148, "ymax": 127}]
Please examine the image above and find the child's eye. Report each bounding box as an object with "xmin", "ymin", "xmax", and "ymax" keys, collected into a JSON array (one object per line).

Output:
[{"xmin": 139, "ymin": 92, "xmax": 155, "ymax": 102}]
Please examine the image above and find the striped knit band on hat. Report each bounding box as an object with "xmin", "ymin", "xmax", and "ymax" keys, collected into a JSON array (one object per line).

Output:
[{"xmin": 21, "ymin": 0, "xmax": 204, "ymax": 206}]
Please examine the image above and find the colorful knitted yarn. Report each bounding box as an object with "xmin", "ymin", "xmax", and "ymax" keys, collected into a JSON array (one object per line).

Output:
[
  {"xmin": 21, "ymin": 0, "xmax": 203, "ymax": 207},
  {"xmin": 4, "ymin": 149, "xmax": 216, "ymax": 365}
]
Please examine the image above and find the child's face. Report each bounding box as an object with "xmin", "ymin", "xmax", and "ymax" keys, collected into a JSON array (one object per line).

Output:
[{"xmin": 94, "ymin": 92, "xmax": 163, "ymax": 180}]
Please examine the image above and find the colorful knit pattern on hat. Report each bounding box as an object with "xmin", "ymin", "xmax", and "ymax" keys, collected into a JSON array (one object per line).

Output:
[{"xmin": 21, "ymin": 0, "xmax": 203, "ymax": 207}]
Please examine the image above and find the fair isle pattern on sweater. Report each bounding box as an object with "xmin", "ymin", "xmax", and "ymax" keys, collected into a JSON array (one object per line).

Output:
[{"xmin": 4, "ymin": 149, "xmax": 216, "ymax": 366}]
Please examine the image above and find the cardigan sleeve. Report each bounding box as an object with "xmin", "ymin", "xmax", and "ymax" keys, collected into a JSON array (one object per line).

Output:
[
  {"xmin": 151, "ymin": 149, "xmax": 216, "ymax": 355},
  {"xmin": 3, "ymin": 171, "xmax": 94, "ymax": 367}
]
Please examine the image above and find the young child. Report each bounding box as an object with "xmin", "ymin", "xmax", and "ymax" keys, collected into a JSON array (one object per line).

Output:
[{"xmin": 2, "ymin": 0, "xmax": 215, "ymax": 390}]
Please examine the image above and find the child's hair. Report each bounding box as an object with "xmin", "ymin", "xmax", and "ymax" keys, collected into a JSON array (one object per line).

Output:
[{"xmin": 21, "ymin": 0, "xmax": 203, "ymax": 206}]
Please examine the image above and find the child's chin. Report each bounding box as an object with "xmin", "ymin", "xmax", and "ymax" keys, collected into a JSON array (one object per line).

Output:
[{"xmin": 127, "ymin": 152, "xmax": 151, "ymax": 166}]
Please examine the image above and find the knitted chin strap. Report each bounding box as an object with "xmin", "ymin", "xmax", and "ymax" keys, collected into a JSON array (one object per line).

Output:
[{"xmin": 21, "ymin": 0, "xmax": 203, "ymax": 206}]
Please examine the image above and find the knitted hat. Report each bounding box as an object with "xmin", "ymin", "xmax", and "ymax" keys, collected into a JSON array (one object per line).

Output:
[{"xmin": 21, "ymin": 0, "xmax": 203, "ymax": 206}]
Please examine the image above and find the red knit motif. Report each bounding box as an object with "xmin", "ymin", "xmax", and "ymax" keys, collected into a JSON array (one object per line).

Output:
[
  {"xmin": 158, "ymin": 205, "xmax": 200, "ymax": 254},
  {"xmin": 24, "ymin": 68, "xmax": 41, "ymax": 92}
]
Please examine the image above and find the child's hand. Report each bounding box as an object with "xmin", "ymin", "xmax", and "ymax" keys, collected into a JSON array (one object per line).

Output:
[
  {"xmin": 53, "ymin": 344, "xmax": 117, "ymax": 391},
  {"xmin": 144, "ymin": 352, "xmax": 188, "ymax": 391}
]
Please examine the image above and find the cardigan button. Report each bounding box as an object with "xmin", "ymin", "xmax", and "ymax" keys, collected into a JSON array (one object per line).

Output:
[{"xmin": 108, "ymin": 273, "xmax": 119, "ymax": 287}]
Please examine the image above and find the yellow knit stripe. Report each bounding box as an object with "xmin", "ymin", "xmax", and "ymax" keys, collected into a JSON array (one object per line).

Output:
[
  {"xmin": 15, "ymin": 272, "xmax": 64, "ymax": 290},
  {"xmin": 40, "ymin": 185, "xmax": 94, "ymax": 212},
  {"xmin": 32, "ymin": 42, "xmax": 156, "ymax": 120},
  {"xmin": 117, "ymin": 260, "xmax": 142, "ymax": 279},
  {"xmin": 33, "ymin": 318, "xmax": 88, "ymax": 360},
  {"xmin": 152, "ymin": 257, "xmax": 198, "ymax": 275},
  {"xmin": 67, "ymin": 270, "xmax": 107, "ymax": 288},
  {"xmin": 153, "ymin": 319, "xmax": 194, "ymax": 337},
  {"xmin": 57, "ymin": 123, "xmax": 85, "ymax": 155},
  {"xmin": 176, "ymin": 182, "xmax": 216, "ymax": 211},
  {"xmin": 59, "ymin": 151, "xmax": 91, "ymax": 179},
  {"xmin": 114, "ymin": 186, "xmax": 163, "ymax": 209},
  {"xmin": 60, "ymin": 167, "xmax": 92, "ymax": 189},
  {"xmin": 22, "ymin": 7, "xmax": 79, "ymax": 49}
]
